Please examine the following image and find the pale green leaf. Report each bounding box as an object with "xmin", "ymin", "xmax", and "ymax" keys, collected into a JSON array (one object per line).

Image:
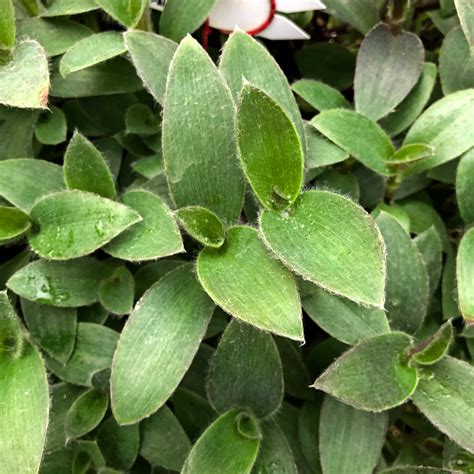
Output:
[
  {"xmin": 303, "ymin": 287, "xmax": 390, "ymax": 345},
  {"xmin": 124, "ymin": 30, "xmax": 177, "ymax": 105},
  {"xmin": 111, "ymin": 264, "xmax": 215, "ymax": 424},
  {"xmin": 163, "ymin": 36, "xmax": 244, "ymax": 223},
  {"xmin": 455, "ymin": 0, "xmax": 474, "ymax": 47},
  {"xmin": 160, "ymin": 0, "xmax": 216, "ymax": 42},
  {"xmin": 0, "ymin": 342, "xmax": 49, "ymax": 474},
  {"xmin": 182, "ymin": 408, "xmax": 261, "ymax": 474},
  {"xmin": 7, "ymin": 257, "xmax": 107, "ymax": 307},
  {"xmin": 313, "ymin": 332, "xmax": 418, "ymax": 411},
  {"xmin": 260, "ymin": 190, "xmax": 386, "ymax": 308},
  {"xmin": 0, "ymin": 0, "xmax": 15, "ymax": 53},
  {"xmin": 0, "ymin": 206, "xmax": 31, "ymax": 244},
  {"xmin": 220, "ymin": 31, "xmax": 305, "ymax": 148},
  {"xmin": 321, "ymin": 0, "xmax": 380, "ymax": 33},
  {"xmin": 403, "ymin": 89, "xmax": 474, "ymax": 173},
  {"xmin": 388, "ymin": 144, "xmax": 435, "ymax": 168},
  {"xmin": 105, "ymin": 190, "xmax": 183, "ymax": 261},
  {"xmin": 60, "ymin": 32, "xmax": 126, "ymax": 77},
  {"xmin": 355, "ymin": 23, "xmax": 424, "ymax": 121},
  {"xmin": 0, "ymin": 39, "xmax": 49, "ymax": 109},
  {"xmin": 42, "ymin": 0, "xmax": 98, "ymax": 16},
  {"xmin": 456, "ymin": 148, "xmax": 474, "ymax": 224},
  {"xmin": 197, "ymin": 226, "xmax": 303, "ymax": 341},
  {"xmin": 457, "ymin": 228, "xmax": 474, "ymax": 323},
  {"xmin": 319, "ymin": 395, "xmax": 387, "ymax": 474},
  {"xmin": 291, "ymin": 79, "xmax": 350, "ymax": 111},
  {"xmin": 29, "ymin": 191, "xmax": 140, "ymax": 260},
  {"xmin": 64, "ymin": 131, "xmax": 116, "ymax": 199},
  {"xmin": 412, "ymin": 356, "xmax": 474, "ymax": 454},
  {"xmin": 176, "ymin": 206, "xmax": 225, "ymax": 248},
  {"xmin": 35, "ymin": 105, "xmax": 67, "ymax": 145},
  {"xmin": 207, "ymin": 319, "xmax": 284, "ymax": 418},
  {"xmin": 376, "ymin": 211, "xmax": 429, "ymax": 334},
  {"xmin": 410, "ymin": 320, "xmax": 453, "ymax": 366},
  {"xmin": 96, "ymin": 0, "xmax": 147, "ymax": 28},
  {"xmin": 311, "ymin": 109, "xmax": 394, "ymax": 175}
]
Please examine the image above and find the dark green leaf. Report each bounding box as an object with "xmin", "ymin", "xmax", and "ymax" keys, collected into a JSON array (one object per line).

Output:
[
  {"xmin": 414, "ymin": 226, "xmax": 443, "ymax": 297},
  {"xmin": 457, "ymin": 228, "xmax": 474, "ymax": 323},
  {"xmin": 125, "ymin": 103, "xmax": 160, "ymax": 135},
  {"xmin": 176, "ymin": 206, "xmax": 225, "ymax": 248},
  {"xmin": 456, "ymin": 148, "xmax": 474, "ymax": 224},
  {"xmin": 0, "ymin": 109, "xmax": 38, "ymax": 160},
  {"xmin": 98, "ymin": 265, "xmax": 134, "ymax": 315},
  {"xmin": 0, "ymin": 206, "xmax": 31, "ymax": 244},
  {"xmin": 96, "ymin": 0, "xmax": 147, "ymax": 28},
  {"xmin": 322, "ymin": 0, "xmax": 380, "ymax": 33},
  {"xmin": 410, "ymin": 320, "xmax": 453, "ymax": 366},
  {"xmin": 291, "ymin": 79, "xmax": 350, "ymax": 111},
  {"xmin": 0, "ymin": 290, "xmax": 23, "ymax": 358},
  {"xmin": 35, "ymin": 105, "xmax": 67, "ymax": 145}
]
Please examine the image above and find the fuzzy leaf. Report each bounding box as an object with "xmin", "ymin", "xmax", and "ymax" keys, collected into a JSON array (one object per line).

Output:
[
  {"xmin": 292, "ymin": 79, "xmax": 350, "ymax": 111},
  {"xmin": 455, "ymin": 0, "xmax": 474, "ymax": 47},
  {"xmin": 260, "ymin": 191, "xmax": 386, "ymax": 308},
  {"xmin": 303, "ymin": 287, "xmax": 390, "ymax": 345},
  {"xmin": 7, "ymin": 257, "xmax": 107, "ymax": 307},
  {"xmin": 414, "ymin": 226, "xmax": 443, "ymax": 297},
  {"xmin": 60, "ymin": 32, "xmax": 126, "ymax": 77},
  {"xmin": 64, "ymin": 132, "xmax": 116, "ymax": 199},
  {"xmin": 321, "ymin": 0, "xmax": 380, "ymax": 33},
  {"xmin": 457, "ymin": 228, "xmax": 474, "ymax": 323},
  {"xmin": 237, "ymin": 85, "xmax": 303, "ymax": 211},
  {"xmin": 111, "ymin": 264, "xmax": 215, "ymax": 424},
  {"xmin": 311, "ymin": 109, "xmax": 394, "ymax": 175},
  {"xmin": 319, "ymin": 395, "xmax": 387, "ymax": 474},
  {"xmin": 207, "ymin": 319, "xmax": 284, "ymax": 418},
  {"xmin": 412, "ymin": 357, "xmax": 474, "ymax": 454},
  {"xmin": 197, "ymin": 226, "xmax": 303, "ymax": 341},
  {"xmin": 0, "ymin": 206, "xmax": 31, "ymax": 244},
  {"xmin": 313, "ymin": 332, "xmax": 418, "ymax": 412},
  {"xmin": 42, "ymin": 0, "xmax": 98, "ymax": 16},
  {"xmin": 96, "ymin": 0, "xmax": 147, "ymax": 28},
  {"xmin": 160, "ymin": 0, "xmax": 216, "ymax": 42},
  {"xmin": 105, "ymin": 190, "xmax": 183, "ymax": 261},
  {"xmin": 0, "ymin": 341, "xmax": 49, "ymax": 473},
  {"xmin": 98, "ymin": 265, "xmax": 134, "ymax": 315},
  {"xmin": 35, "ymin": 106, "xmax": 67, "ymax": 145},
  {"xmin": 456, "ymin": 148, "xmax": 474, "ymax": 224},
  {"xmin": 163, "ymin": 36, "xmax": 244, "ymax": 223},
  {"xmin": 410, "ymin": 320, "xmax": 453, "ymax": 366},
  {"xmin": 0, "ymin": 39, "xmax": 49, "ymax": 108},
  {"xmin": 0, "ymin": 291, "xmax": 23, "ymax": 358},
  {"xmin": 182, "ymin": 408, "xmax": 261, "ymax": 474},
  {"xmin": 355, "ymin": 23, "xmax": 424, "ymax": 121},
  {"xmin": 376, "ymin": 211, "xmax": 429, "ymax": 334},
  {"xmin": 176, "ymin": 206, "xmax": 225, "ymax": 248},
  {"xmin": 125, "ymin": 103, "xmax": 160, "ymax": 135}
]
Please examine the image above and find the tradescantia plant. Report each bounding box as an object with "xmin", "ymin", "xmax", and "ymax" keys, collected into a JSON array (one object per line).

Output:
[{"xmin": 0, "ymin": 0, "xmax": 474, "ymax": 473}]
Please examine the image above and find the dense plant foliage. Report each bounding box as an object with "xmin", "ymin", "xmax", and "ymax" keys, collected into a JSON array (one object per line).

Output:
[{"xmin": 0, "ymin": 0, "xmax": 473, "ymax": 473}]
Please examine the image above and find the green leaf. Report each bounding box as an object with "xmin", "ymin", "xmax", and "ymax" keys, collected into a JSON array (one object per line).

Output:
[
  {"xmin": 0, "ymin": 108, "xmax": 38, "ymax": 160},
  {"xmin": 412, "ymin": 357, "xmax": 474, "ymax": 454},
  {"xmin": 319, "ymin": 395, "xmax": 387, "ymax": 474},
  {"xmin": 291, "ymin": 79, "xmax": 350, "ymax": 111},
  {"xmin": 0, "ymin": 290, "xmax": 23, "ymax": 358},
  {"xmin": 197, "ymin": 226, "xmax": 303, "ymax": 341},
  {"xmin": 124, "ymin": 31, "xmax": 177, "ymax": 105},
  {"xmin": 403, "ymin": 89, "xmax": 474, "ymax": 173},
  {"xmin": 140, "ymin": 405, "xmax": 191, "ymax": 471},
  {"xmin": 414, "ymin": 226, "xmax": 443, "ymax": 297},
  {"xmin": 163, "ymin": 36, "xmax": 244, "ymax": 223},
  {"xmin": 456, "ymin": 148, "xmax": 474, "ymax": 224},
  {"xmin": 303, "ymin": 287, "xmax": 390, "ymax": 346},
  {"xmin": 45, "ymin": 322, "xmax": 119, "ymax": 386},
  {"xmin": 376, "ymin": 211, "xmax": 429, "ymax": 334},
  {"xmin": 380, "ymin": 62, "xmax": 437, "ymax": 137},
  {"xmin": 7, "ymin": 257, "xmax": 107, "ymax": 307},
  {"xmin": 42, "ymin": 0, "xmax": 98, "ymax": 16},
  {"xmin": 0, "ymin": 39, "xmax": 49, "ymax": 109},
  {"xmin": 355, "ymin": 23, "xmax": 424, "ymax": 121},
  {"xmin": 96, "ymin": 0, "xmax": 147, "ymax": 28},
  {"xmin": 237, "ymin": 85, "xmax": 303, "ymax": 211},
  {"xmin": 455, "ymin": 0, "xmax": 474, "ymax": 47},
  {"xmin": 311, "ymin": 109, "xmax": 394, "ymax": 175},
  {"xmin": 125, "ymin": 103, "xmax": 160, "ymax": 135},
  {"xmin": 260, "ymin": 190, "xmax": 386, "ymax": 308},
  {"xmin": 252, "ymin": 420, "xmax": 297, "ymax": 474},
  {"xmin": 442, "ymin": 245, "xmax": 460, "ymax": 320},
  {"xmin": 35, "ymin": 105, "xmax": 67, "ymax": 145},
  {"xmin": 313, "ymin": 332, "xmax": 418, "ymax": 412},
  {"xmin": 97, "ymin": 417, "xmax": 139, "ymax": 471},
  {"xmin": 105, "ymin": 190, "xmax": 183, "ymax": 261},
  {"xmin": 0, "ymin": 0, "xmax": 15, "ymax": 53},
  {"xmin": 380, "ymin": 467, "xmax": 460, "ymax": 474},
  {"xmin": 439, "ymin": 26, "xmax": 474, "ymax": 94},
  {"xmin": 64, "ymin": 131, "xmax": 116, "ymax": 199},
  {"xmin": 220, "ymin": 31, "xmax": 305, "ymax": 148},
  {"xmin": 176, "ymin": 206, "xmax": 225, "ymax": 248},
  {"xmin": 305, "ymin": 124, "xmax": 349, "ymax": 169},
  {"xmin": 29, "ymin": 190, "xmax": 141, "ymax": 260},
  {"xmin": 182, "ymin": 408, "xmax": 261, "ymax": 474},
  {"xmin": 207, "ymin": 319, "xmax": 284, "ymax": 418},
  {"xmin": 410, "ymin": 320, "xmax": 453, "ymax": 366},
  {"xmin": 60, "ymin": 32, "xmax": 126, "ymax": 77},
  {"xmin": 21, "ymin": 299, "xmax": 77, "ymax": 364},
  {"xmin": 0, "ymin": 341, "xmax": 49, "ymax": 473},
  {"xmin": 315, "ymin": 169, "xmax": 360, "ymax": 201},
  {"xmin": 388, "ymin": 144, "xmax": 435, "ymax": 169},
  {"xmin": 457, "ymin": 228, "xmax": 474, "ymax": 323},
  {"xmin": 0, "ymin": 159, "xmax": 65, "ymax": 213},
  {"xmin": 0, "ymin": 206, "xmax": 31, "ymax": 244},
  {"xmin": 51, "ymin": 57, "xmax": 143, "ymax": 98},
  {"xmin": 16, "ymin": 18, "xmax": 93, "ymax": 57},
  {"xmin": 65, "ymin": 388, "xmax": 109, "ymax": 439},
  {"xmin": 111, "ymin": 264, "xmax": 215, "ymax": 424},
  {"xmin": 160, "ymin": 0, "xmax": 216, "ymax": 42},
  {"xmin": 98, "ymin": 265, "xmax": 134, "ymax": 315},
  {"xmin": 321, "ymin": 0, "xmax": 380, "ymax": 33}
]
